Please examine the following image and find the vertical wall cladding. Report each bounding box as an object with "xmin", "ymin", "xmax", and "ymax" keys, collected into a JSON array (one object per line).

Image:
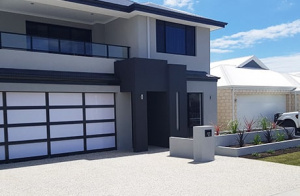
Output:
[
  {"xmin": 0, "ymin": 92, "xmax": 116, "ymax": 163},
  {"xmin": 115, "ymin": 58, "xmax": 188, "ymax": 152}
]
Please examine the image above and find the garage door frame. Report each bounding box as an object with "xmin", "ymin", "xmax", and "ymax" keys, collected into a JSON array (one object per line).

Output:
[{"xmin": 0, "ymin": 91, "xmax": 117, "ymax": 163}]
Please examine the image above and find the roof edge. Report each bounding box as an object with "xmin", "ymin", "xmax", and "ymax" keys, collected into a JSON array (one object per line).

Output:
[
  {"xmin": 64, "ymin": 0, "xmax": 227, "ymax": 28},
  {"xmin": 217, "ymin": 85, "xmax": 296, "ymax": 91},
  {"xmin": 130, "ymin": 3, "xmax": 227, "ymax": 28},
  {"xmin": 186, "ymin": 71, "xmax": 220, "ymax": 82}
]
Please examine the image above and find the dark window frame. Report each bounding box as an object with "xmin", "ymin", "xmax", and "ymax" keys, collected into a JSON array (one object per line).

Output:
[
  {"xmin": 187, "ymin": 93, "xmax": 203, "ymax": 137},
  {"xmin": 156, "ymin": 20, "xmax": 195, "ymax": 56},
  {"xmin": 26, "ymin": 21, "xmax": 92, "ymax": 42}
]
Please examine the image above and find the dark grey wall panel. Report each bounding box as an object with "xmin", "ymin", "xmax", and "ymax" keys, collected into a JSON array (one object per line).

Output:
[{"xmin": 115, "ymin": 58, "xmax": 188, "ymax": 152}]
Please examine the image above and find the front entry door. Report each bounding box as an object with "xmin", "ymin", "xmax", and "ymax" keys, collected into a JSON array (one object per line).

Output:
[{"xmin": 147, "ymin": 92, "xmax": 169, "ymax": 147}]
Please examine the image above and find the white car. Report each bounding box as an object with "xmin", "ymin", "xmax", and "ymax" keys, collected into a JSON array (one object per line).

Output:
[{"xmin": 275, "ymin": 111, "xmax": 300, "ymax": 135}]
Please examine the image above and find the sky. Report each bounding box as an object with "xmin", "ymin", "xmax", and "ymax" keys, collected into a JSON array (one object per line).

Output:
[{"xmin": 133, "ymin": 0, "xmax": 300, "ymax": 73}]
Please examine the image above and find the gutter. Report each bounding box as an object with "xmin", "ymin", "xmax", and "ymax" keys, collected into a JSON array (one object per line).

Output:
[{"xmin": 64, "ymin": 0, "xmax": 227, "ymax": 28}]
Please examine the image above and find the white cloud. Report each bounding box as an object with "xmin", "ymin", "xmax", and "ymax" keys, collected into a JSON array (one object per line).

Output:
[
  {"xmin": 210, "ymin": 48, "xmax": 233, "ymax": 54},
  {"xmin": 211, "ymin": 19, "xmax": 300, "ymax": 53},
  {"xmin": 261, "ymin": 53, "xmax": 300, "ymax": 73},
  {"xmin": 164, "ymin": 0, "xmax": 193, "ymax": 10},
  {"xmin": 277, "ymin": 0, "xmax": 294, "ymax": 10}
]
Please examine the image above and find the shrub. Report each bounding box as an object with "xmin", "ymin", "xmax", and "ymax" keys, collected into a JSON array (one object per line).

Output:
[
  {"xmin": 266, "ymin": 149, "xmax": 275, "ymax": 154},
  {"xmin": 271, "ymin": 122, "xmax": 277, "ymax": 129},
  {"xmin": 236, "ymin": 130, "xmax": 247, "ymax": 147},
  {"xmin": 228, "ymin": 120, "xmax": 239, "ymax": 134},
  {"xmin": 213, "ymin": 124, "xmax": 222, "ymax": 135},
  {"xmin": 244, "ymin": 117, "xmax": 256, "ymax": 132},
  {"xmin": 252, "ymin": 152, "xmax": 261, "ymax": 157},
  {"xmin": 253, "ymin": 134, "xmax": 262, "ymax": 145},
  {"xmin": 260, "ymin": 117, "xmax": 270, "ymax": 130},
  {"xmin": 263, "ymin": 128, "xmax": 273, "ymax": 143},
  {"xmin": 275, "ymin": 131, "xmax": 285, "ymax": 142}
]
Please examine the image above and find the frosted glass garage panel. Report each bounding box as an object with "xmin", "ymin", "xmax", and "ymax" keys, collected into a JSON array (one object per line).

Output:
[
  {"xmin": 7, "ymin": 110, "xmax": 46, "ymax": 124},
  {"xmin": 86, "ymin": 108, "xmax": 115, "ymax": 120},
  {"xmin": 87, "ymin": 136, "xmax": 115, "ymax": 150},
  {"xmin": 0, "ymin": 146, "xmax": 5, "ymax": 160},
  {"xmin": 50, "ymin": 124, "xmax": 83, "ymax": 138},
  {"xmin": 50, "ymin": 109, "xmax": 83, "ymax": 122},
  {"xmin": 6, "ymin": 92, "xmax": 45, "ymax": 106},
  {"xmin": 85, "ymin": 93, "xmax": 114, "ymax": 105},
  {"xmin": 0, "ymin": 128, "xmax": 4, "ymax": 143},
  {"xmin": 49, "ymin": 93, "xmax": 82, "ymax": 106},
  {"xmin": 8, "ymin": 126, "xmax": 47, "ymax": 142},
  {"xmin": 51, "ymin": 139, "xmax": 84, "ymax": 154},
  {"xmin": 9, "ymin": 142, "xmax": 47, "ymax": 159},
  {"xmin": 0, "ymin": 92, "xmax": 3, "ymax": 106},
  {"xmin": 0, "ymin": 110, "xmax": 3, "ymax": 125},
  {"xmin": 86, "ymin": 122, "xmax": 115, "ymax": 135}
]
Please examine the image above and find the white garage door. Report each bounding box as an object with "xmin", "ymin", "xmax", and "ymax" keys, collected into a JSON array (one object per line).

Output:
[
  {"xmin": 236, "ymin": 94, "xmax": 286, "ymax": 125},
  {"xmin": 0, "ymin": 92, "xmax": 116, "ymax": 162}
]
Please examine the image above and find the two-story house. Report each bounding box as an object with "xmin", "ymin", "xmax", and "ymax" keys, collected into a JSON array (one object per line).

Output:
[{"xmin": 0, "ymin": 0, "xmax": 226, "ymax": 163}]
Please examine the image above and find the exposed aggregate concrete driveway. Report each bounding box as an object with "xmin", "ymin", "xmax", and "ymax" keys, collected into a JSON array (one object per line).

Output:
[{"xmin": 0, "ymin": 147, "xmax": 300, "ymax": 196}]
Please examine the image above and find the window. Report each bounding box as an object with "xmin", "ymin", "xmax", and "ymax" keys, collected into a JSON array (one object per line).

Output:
[
  {"xmin": 26, "ymin": 21, "xmax": 91, "ymax": 42},
  {"xmin": 187, "ymin": 93, "xmax": 203, "ymax": 137},
  {"xmin": 156, "ymin": 20, "xmax": 195, "ymax": 56}
]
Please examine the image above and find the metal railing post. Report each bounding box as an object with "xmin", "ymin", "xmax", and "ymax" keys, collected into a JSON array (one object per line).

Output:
[
  {"xmin": 107, "ymin": 45, "xmax": 109, "ymax": 58},
  {"xmin": 0, "ymin": 32, "xmax": 2, "ymax": 49}
]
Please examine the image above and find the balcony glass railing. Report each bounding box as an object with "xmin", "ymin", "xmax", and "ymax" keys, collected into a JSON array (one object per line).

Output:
[{"xmin": 0, "ymin": 32, "xmax": 129, "ymax": 59}]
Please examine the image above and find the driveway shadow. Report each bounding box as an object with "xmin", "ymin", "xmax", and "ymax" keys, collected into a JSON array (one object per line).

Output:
[{"xmin": 0, "ymin": 146, "xmax": 169, "ymax": 170}]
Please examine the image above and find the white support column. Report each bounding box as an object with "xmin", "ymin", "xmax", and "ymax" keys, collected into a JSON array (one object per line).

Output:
[{"xmin": 193, "ymin": 125, "xmax": 215, "ymax": 162}]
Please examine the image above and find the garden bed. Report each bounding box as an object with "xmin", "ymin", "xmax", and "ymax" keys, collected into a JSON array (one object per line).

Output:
[
  {"xmin": 215, "ymin": 128, "xmax": 300, "ymax": 157},
  {"xmin": 241, "ymin": 146, "xmax": 300, "ymax": 159}
]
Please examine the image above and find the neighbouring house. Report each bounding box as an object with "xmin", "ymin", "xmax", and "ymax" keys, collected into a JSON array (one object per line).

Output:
[
  {"xmin": 211, "ymin": 55, "xmax": 299, "ymax": 130},
  {"xmin": 0, "ymin": 0, "xmax": 226, "ymax": 162}
]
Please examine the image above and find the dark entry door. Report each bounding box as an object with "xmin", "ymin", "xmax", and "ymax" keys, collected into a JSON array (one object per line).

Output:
[
  {"xmin": 187, "ymin": 93, "xmax": 203, "ymax": 137},
  {"xmin": 147, "ymin": 92, "xmax": 169, "ymax": 147}
]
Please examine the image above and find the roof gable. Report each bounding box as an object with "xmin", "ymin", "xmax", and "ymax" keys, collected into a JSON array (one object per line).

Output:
[
  {"xmin": 241, "ymin": 60, "xmax": 266, "ymax": 69},
  {"xmin": 211, "ymin": 55, "xmax": 269, "ymax": 70}
]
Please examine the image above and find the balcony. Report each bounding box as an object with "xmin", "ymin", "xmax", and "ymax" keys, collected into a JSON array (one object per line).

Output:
[{"xmin": 0, "ymin": 32, "xmax": 129, "ymax": 59}]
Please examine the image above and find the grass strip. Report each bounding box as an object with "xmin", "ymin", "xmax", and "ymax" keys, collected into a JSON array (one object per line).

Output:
[{"xmin": 260, "ymin": 151, "xmax": 300, "ymax": 166}]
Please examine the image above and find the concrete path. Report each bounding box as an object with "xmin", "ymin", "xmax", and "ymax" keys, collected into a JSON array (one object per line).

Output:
[{"xmin": 0, "ymin": 147, "xmax": 300, "ymax": 196}]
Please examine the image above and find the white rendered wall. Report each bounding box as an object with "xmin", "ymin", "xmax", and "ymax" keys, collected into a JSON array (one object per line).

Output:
[
  {"xmin": 149, "ymin": 18, "xmax": 211, "ymax": 72},
  {"xmin": 0, "ymin": 49, "xmax": 116, "ymax": 73},
  {"xmin": 105, "ymin": 16, "xmax": 211, "ymax": 73},
  {"xmin": 115, "ymin": 92, "xmax": 132, "ymax": 150},
  {"xmin": 105, "ymin": 16, "xmax": 148, "ymax": 58},
  {"xmin": 187, "ymin": 81, "xmax": 218, "ymax": 125}
]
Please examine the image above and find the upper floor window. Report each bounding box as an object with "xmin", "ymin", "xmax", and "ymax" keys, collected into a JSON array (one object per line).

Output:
[
  {"xmin": 26, "ymin": 21, "xmax": 91, "ymax": 42},
  {"xmin": 156, "ymin": 20, "xmax": 195, "ymax": 56}
]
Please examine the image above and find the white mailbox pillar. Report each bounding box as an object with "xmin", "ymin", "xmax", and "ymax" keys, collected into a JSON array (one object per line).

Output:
[{"xmin": 193, "ymin": 125, "xmax": 215, "ymax": 162}]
